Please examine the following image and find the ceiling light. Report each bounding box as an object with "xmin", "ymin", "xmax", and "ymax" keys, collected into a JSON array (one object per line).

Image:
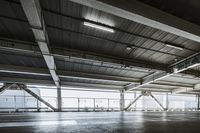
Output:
[
  {"xmin": 165, "ymin": 43, "xmax": 184, "ymax": 50},
  {"xmin": 83, "ymin": 22, "xmax": 114, "ymax": 33},
  {"xmin": 126, "ymin": 46, "xmax": 135, "ymax": 51},
  {"xmin": 126, "ymin": 46, "xmax": 132, "ymax": 51}
]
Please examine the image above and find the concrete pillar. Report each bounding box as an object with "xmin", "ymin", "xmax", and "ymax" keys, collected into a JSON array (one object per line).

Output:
[
  {"xmin": 120, "ymin": 89, "xmax": 125, "ymax": 111},
  {"xmin": 163, "ymin": 93, "xmax": 169, "ymax": 110},
  {"xmin": 57, "ymin": 87, "xmax": 62, "ymax": 112},
  {"xmin": 166, "ymin": 93, "xmax": 169, "ymax": 110}
]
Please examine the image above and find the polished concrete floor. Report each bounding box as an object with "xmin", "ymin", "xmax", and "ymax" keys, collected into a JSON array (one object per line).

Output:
[{"xmin": 0, "ymin": 111, "xmax": 200, "ymax": 133}]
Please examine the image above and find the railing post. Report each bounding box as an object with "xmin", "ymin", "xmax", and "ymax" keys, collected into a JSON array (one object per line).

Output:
[
  {"xmin": 14, "ymin": 96, "xmax": 17, "ymax": 112},
  {"xmin": 197, "ymin": 95, "xmax": 200, "ymax": 110},
  {"xmin": 108, "ymin": 98, "xmax": 109, "ymax": 111},
  {"xmin": 78, "ymin": 98, "xmax": 80, "ymax": 112},
  {"xmin": 166, "ymin": 93, "xmax": 169, "ymax": 110},
  {"xmin": 37, "ymin": 98, "xmax": 40, "ymax": 112},
  {"xmin": 23, "ymin": 91, "xmax": 25, "ymax": 112},
  {"xmin": 94, "ymin": 98, "xmax": 95, "ymax": 111}
]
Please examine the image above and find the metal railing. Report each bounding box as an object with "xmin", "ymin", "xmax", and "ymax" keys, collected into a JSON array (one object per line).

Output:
[
  {"xmin": 62, "ymin": 97, "xmax": 120, "ymax": 111},
  {"xmin": 0, "ymin": 95, "xmax": 51, "ymax": 112},
  {"xmin": 0, "ymin": 95, "xmax": 198, "ymax": 112}
]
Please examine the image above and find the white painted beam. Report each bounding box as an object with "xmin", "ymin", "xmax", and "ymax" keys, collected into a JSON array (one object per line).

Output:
[
  {"xmin": 172, "ymin": 87, "xmax": 193, "ymax": 94},
  {"xmin": 126, "ymin": 60, "xmax": 199, "ymax": 91},
  {"xmin": 20, "ymin": 0, "xmax": 62, "ymax": 111},
  {"xmin": 0, "ymin": 37, "xmax": 167, "ymax": 72},
  {"xmin": 0, "ymin": 64, "xmax": 138, "ymax": 83},
  {"xmin": 20, "ymin": 0, "xmax": 60, "ymax": 87},
  {"xmin": 126, "ymin": 72, "xmax": 173, "ymax": 91},
  {"xmin": 0, "ymin": 64, "xmax": 196, "ymax": 91},
  {"xmin": 0, "ymin": 77, "xmax": 123, "ymax": 90}
]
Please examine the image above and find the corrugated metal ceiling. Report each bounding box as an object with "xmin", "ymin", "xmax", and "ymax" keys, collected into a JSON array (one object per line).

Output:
[
  {"xmin": 41, "ymin": 0, "xmax": 200, "ymax": 65},
  {"xmin": 0, "ymin": 0, "xmax": 200, "ymax": 92}
]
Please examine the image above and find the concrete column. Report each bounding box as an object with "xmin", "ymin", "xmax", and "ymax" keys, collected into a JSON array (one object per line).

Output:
[
  {"xmin": 57, "ymin": 87, "xmax": 62, "ymax": 112},
  {"xmin": 108, "ymin": 98, "xmax": 110, "ymax": 111},
  {"xmin": 120, "ymin": 89, "xmax": 125, "ymax": 111},
  {"xmin": 166, "ymin": 93, "xmax": 169, "ymax": 110},
  {"xmin": 163, "ymin": 93, "xmax": 169, "ymax": 110},
  {"xmin": 93, "ymin": 98, "xmax": 95, "ymax": 111}
]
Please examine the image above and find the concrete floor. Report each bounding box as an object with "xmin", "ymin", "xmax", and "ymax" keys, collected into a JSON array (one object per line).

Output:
[{"xmin": 0, "ymin": 112, "xmax": 200, "ymax": 133}]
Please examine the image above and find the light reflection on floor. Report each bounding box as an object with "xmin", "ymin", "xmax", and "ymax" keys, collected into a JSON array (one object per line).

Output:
[{"xmin": 0, "ymin": 112, "xmax": 200, "ymax": 133}]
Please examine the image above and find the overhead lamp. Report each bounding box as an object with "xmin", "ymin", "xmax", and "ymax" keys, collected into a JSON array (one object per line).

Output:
[
  {"xmin": 83, "ymin": 22, "xmax": 114, "ymax": 33},
  {"xmin": 126, "ymin": 46, "xmax": 135, "ymax": 51},
  {"xmin": 126, "ymin": 46, "xmax": 132, "ymax": 51},
  {"xmin": 165, "ymin": 42, "xmax": 184, "ymax": 50}
]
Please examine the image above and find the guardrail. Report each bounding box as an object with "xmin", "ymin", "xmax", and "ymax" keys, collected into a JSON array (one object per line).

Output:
[{"xmin": 0, "ymin": 95, "xmax": 198, "ymax": 112}]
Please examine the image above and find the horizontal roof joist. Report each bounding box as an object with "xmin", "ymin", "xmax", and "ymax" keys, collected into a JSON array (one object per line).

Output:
[{"xmin": 0, "ymin": 64, "xmax": 196, "ymax": 90}]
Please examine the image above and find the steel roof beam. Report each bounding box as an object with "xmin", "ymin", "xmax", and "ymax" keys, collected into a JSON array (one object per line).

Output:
[
  {"xmin": 0, "ymin": 64, "xmax": 139, "ymax": 84},
  {"xmin": 0, "ymin": 64, "xmax": 193, "ymax": 88},
  {"xmin": 20, "ymin": 0, "xmax": 62, "ymax": 111},
  {"xmin": 61, "ymin": 82, "xmax": 124, "ymax": 90},
  {"xmin": 126, "ymin": 72, "xmax": 172, "ymax": 91},
  {"xmin": 126, "ymin": 51, "xmax": 200, "ymax": 91},
  {"xmin": 170, "ymin": 51, "xmax": 200, "ymax": 92},
  {"xmin": 172, "ymin": 87, "xmax": 193, "ymax": 94},
  {"xmin": 20, "ymin": 0, "xmax": 60, "ymax": 88},
  {"xmin": 0, "ymin": 77, "xmax": 186, "ymax": 93},
  {"xmin": 42, "ymin": 8, "xmax": 197, "ymax": 53},
  {"xmin": 70, "ymin": 0, "xmax": 200, "ymax": 43},
  {"xmin": 0, "ymin": 13, "xmax": 192, "ymax": 58},
  {"xmin": 1, "ymin": 39, "xmax": 199, "ymax": 92},
  {"xmin": 0, "ymin": 38, "xmax": 167, "ymax": 72},
  {"xmin": 0, "ymin": 64, "xmax": 195, "ymax": 88},
  {"xmin": 125, "ymin": 70, "xmax": 197, "ymax": 91},
  {"xmin": 0, "ymin": 77, "xmax": 124, "ymax": 90}
]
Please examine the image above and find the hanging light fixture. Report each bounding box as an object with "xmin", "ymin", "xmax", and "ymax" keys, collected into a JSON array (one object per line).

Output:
[{"xmin": 83, "ymin": 22, "xmax": 114, "ymax": 33}]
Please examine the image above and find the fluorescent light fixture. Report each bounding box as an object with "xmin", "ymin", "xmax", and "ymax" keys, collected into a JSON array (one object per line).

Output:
[
  {"xmin": 126, "ymin": 46, "xmax": 132, "ymax": 51},
  {"xmin": 166, "ymin": 44, "xmax": 184, "ymax": 50},
  {"xmin": 126, "ymin": 46, "xmax": 135, "ymax": 51},
  {"xmin": 83, "ymin": 22, "xmax": 114, "ymax": 33}
]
